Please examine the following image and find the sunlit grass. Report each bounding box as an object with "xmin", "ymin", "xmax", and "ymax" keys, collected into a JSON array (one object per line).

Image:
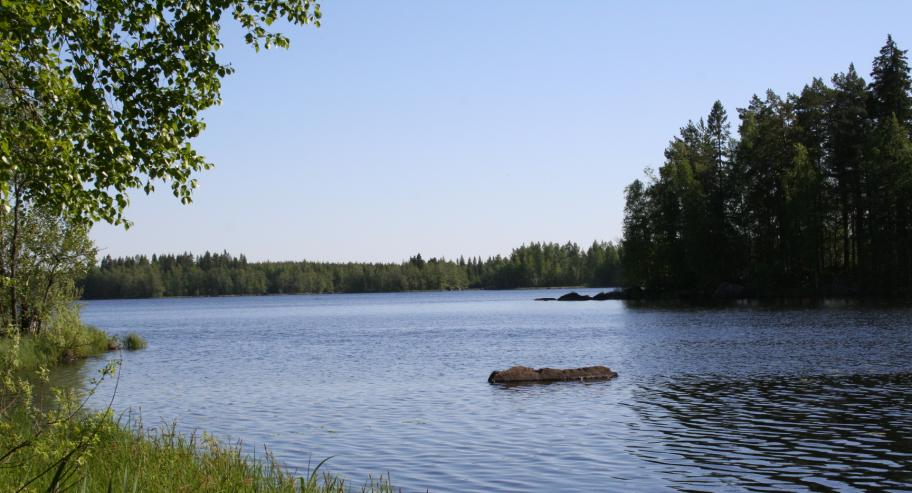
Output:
[
  {"xmin": 0, "ymin": 324, "xmax": 112, "ymax": 371},
  {"xmin": 1, "ymin": 411, "xmax": 395, "ymax": 492}
]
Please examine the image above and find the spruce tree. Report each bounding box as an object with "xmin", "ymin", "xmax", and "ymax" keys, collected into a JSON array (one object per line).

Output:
[
  {"xmin": 707, "ymin": 101, "xmax": 731, "ymax": 171},
  {"xmin": 870, "ymin": 35, "xmax": 912, "ymax": 128}
]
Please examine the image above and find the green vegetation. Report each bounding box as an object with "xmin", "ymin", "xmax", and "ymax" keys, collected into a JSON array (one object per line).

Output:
[
  {"xmin": 80, "ymin": 241, "xmax": 623, "ymax": 298},
  {"xmin": 0, "ymin": 0, "xmax": 398, "ymax": 490},
  {"xmin": 1, "ymin": 414, "xmax": 393, "ymax": 492},
  {"xmin": 122, "ymin": 332, "xmax": 148, "ymax": 351},
  {"xmin": 0, "ymin": 0, "xmax": 321, "ymax": 227},
  {"xmin": 0, "ymin": 203, "xmax": 96, "ymax": 335},
  {"xmin": 621, "ymin": 35, "xmax": 912, "ymax": 297},
  {"xmin": 0, "ymin": 316, "xmax": 111, "ymax": 372}
]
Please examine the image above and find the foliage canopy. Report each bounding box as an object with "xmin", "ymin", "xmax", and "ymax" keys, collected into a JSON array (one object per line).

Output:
[{"xmin": 0, "ymin": 0, "xmax": 321, "ymax": 226}]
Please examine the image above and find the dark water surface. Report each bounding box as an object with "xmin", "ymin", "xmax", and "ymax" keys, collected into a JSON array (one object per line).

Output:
[{"xmin": 73, "ymin": 290, "xmax": 912, "ymax": 492}]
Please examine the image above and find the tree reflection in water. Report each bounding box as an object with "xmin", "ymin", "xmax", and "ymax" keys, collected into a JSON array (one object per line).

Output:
[{"xmin": 626, "ymin": 373, "xmax": 912, "ymax": 491}]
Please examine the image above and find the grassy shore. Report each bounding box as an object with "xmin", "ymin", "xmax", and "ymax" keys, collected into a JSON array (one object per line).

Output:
[
  {"xmin": 0, "ymin": 325, "xmax": 114, "ymax": 371},
  {"xmin": 1, "ymin": 411, "xmax": 393, "ymax": 492},
  {"xmin": 1, "ymin": 324, "xmax": 393, "ymax": 492}
]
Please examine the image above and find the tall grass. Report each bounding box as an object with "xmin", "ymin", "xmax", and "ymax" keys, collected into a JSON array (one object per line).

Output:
[
  {"xmin": 1, "ymin": 411, "xmax": 395, "ymax": 492},
  {"xmin": 0, "ymin": 324, "xmax": 113, "ymax": 371},
  {"xmin": 122, "ymin": 332, "xmax": 148, "ymax": 350}
]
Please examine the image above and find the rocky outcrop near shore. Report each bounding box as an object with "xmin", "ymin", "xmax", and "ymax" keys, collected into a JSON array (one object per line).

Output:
[
  {"xmin": 535, "ymin": 288, "xmax": 646, "ymax": 301},
  {"xmin": 558, "ymin": 291, "xmax": 592, "ymax": 301},
  {"xmin": 488, "ymin": 365, "xmax": 618, "ymax": 384}
]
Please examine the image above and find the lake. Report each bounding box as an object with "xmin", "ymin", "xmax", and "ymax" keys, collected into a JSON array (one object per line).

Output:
[{"xmin": 71, "ymin": 289, "xmax": 912, "ymax": 492}]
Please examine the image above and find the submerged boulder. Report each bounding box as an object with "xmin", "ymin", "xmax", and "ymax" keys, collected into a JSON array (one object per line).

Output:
[{"xmin": 488, "ymin": 365, "xmax": 618, "ymax": 384}]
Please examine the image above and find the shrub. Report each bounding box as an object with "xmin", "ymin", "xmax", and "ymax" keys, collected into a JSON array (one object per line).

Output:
[
  {"xmin": 122, "ymin": 332, "xmax": 148, "ymax": 351},
  {"xmin": 39, "ymin": 304, "xmax": 111, "ymax": 362},
  {"xmin": 0, "ymin": 307, "xmax": 114, "ymax": 371}
]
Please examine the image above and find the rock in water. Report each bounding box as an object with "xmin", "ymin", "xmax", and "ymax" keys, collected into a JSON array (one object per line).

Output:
[
  {"xmin": 488, "ymin": 365, "xmax": 618, "ymax": 384},
  {"xmin": 557, "ymin": 292, "xmax": 592, "ymax": 301}
]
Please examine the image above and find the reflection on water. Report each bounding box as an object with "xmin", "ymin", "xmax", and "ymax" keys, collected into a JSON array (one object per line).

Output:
[
  {"xmin": 628, "ymin": 373, "xmax": 912, "ymax": 491},
  {"xmin": 38, "ymin": 357, "xmax": 122, "ymax": 416},
  {"xmin": 72, "ymin": 290, "xmax": 912, "ymax": 492},
  {"xmin": 33, "ymin": 358, "xmax": 88, "ymax": 410}
]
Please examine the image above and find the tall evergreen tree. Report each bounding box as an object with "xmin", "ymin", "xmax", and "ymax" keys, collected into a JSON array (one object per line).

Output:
[
  {"xmin": 870, "ymin": 35, "xmax": 912, "ymax": 128},
  {"xmin": 829, "ymin": 65, "xmax": 868, "ymax": 273},
  {"xmin": 705, "ymin": 101, "xmax": 740, "ymax": 281},
  {"xmin": 792, "ymin": 79, "xmax": 831, "ymax": 277},
  {"xmin": 737, "ymin": 91, "xmax": 796, "ymax": 290}
]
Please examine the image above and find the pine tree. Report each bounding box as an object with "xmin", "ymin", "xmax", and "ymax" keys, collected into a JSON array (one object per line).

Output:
[
  {"xmin": 829, "ymin": 64, "xmax": 868, "ymax": 273},
  {"xmin": 706, "ymin": 101, "xmax": 737, "ymax": 282}
]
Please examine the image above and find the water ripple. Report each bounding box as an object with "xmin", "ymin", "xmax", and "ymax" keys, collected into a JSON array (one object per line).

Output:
[{"xmin": 626, "ymin": 373, "xmax": 912, "ymax": 491}]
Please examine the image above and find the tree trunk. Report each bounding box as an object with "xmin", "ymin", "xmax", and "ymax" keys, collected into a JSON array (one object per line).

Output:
[
  {"xmin": 8, "ymin": 179, "xmax": 21, "ymax": 331},
  {"xmin": 841, "ymin": 193, "xmax": 850, "ymax": 273}
]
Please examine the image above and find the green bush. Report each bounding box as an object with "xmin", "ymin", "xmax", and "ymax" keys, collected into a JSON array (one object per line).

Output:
[
  {"xmin": 39, "ymin": 304, "xmax": 110, "ymax": 361},
  {"xmin": 122, "ymin": 332, "xmax": 148, "ymax": 351},
  {"xmin": 0, "ymin": 323, "xmax": 112, "ymax": 373}
]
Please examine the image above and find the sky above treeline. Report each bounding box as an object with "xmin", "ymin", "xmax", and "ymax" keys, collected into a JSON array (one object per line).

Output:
[{"xmin": 91, "ymin": 1, "xmax": 912, "ymax": 263}]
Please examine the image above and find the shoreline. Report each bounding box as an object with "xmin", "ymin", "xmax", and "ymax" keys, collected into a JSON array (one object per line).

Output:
[
  {"xmin": 79, "ymin": 285, "xmax": 618, "ymax": 301},
  {"xmin": 1, "ymin": 325, "xmax": 392, "ymax": 492},
  {"xmin": 80, "ymin": 285, "xmax": 912, "ymax": 303}
]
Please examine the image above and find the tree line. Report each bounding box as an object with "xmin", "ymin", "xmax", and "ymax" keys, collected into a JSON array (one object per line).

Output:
[
  {"xmin": 621, "ymin": 36, "xmax": 912, "ymax": 297},
  {"xmin": 80, "ymin": 241, "xmax": 621, "ymax": 299}
]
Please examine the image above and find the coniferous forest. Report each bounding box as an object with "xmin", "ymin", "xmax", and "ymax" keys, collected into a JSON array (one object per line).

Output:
[
  {"xmin": 621, "ymin": 36, "xmax": 912, "ymax": 297},
  {"xmin": 80, "ymin": 242, "xmax": 621, "ymax": 299}
]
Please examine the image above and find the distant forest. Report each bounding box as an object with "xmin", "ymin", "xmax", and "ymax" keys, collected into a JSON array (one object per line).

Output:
[
  {"xmin": 621, "ymin": 36, "xmax": 912, "ymax": 297},
  {"xmin": 80, "ymin": 242, "xmax": 621, "ymax": 299}
]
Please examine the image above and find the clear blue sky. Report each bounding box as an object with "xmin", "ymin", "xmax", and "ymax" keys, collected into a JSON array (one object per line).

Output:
[{"xmin": 91, "ymin": 1, "xmax": 912, "ymax": 262}]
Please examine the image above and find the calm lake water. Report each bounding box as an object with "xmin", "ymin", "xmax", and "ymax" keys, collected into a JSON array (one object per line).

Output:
[{"xmin": 71, "ymin": 289, "xmax": 912, "ymax": 492}]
